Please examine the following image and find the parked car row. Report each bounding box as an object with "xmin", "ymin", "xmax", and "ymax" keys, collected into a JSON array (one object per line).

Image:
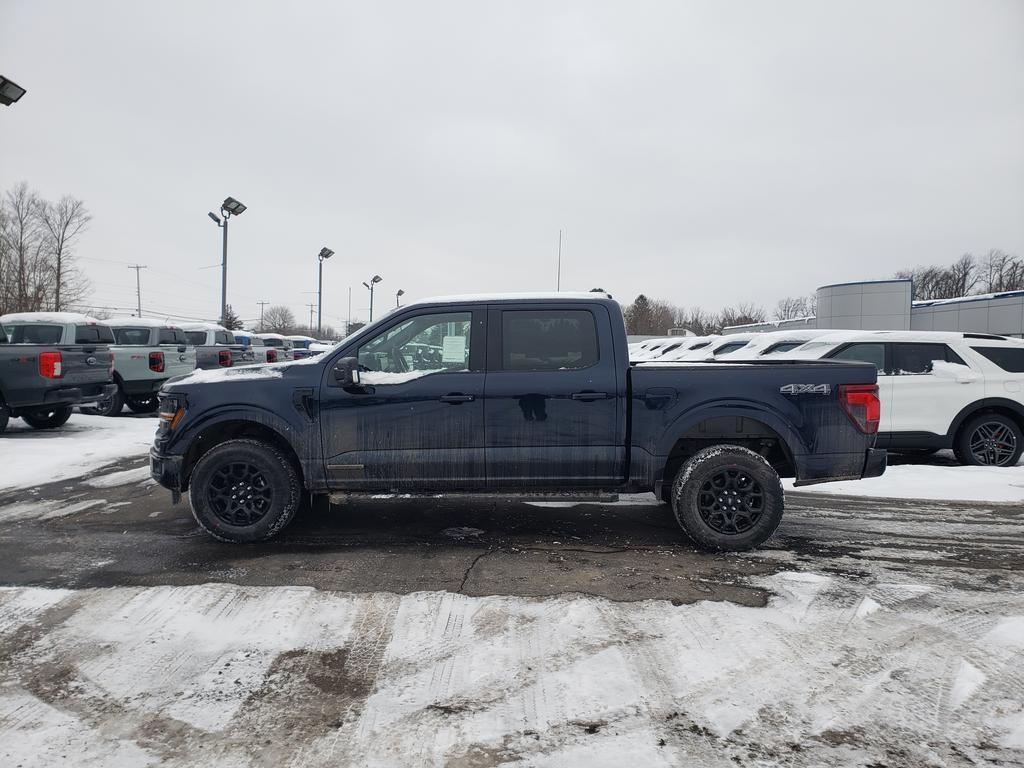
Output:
[
  {"xmin": 0, "ymin": 311, "xmax": 326, "ymax": 431},
  {"xmin": 632, "ymin": 328, "xmax": 1024, "ymax": 467}
]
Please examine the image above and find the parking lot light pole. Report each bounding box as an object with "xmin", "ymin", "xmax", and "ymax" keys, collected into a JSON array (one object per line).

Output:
[
  {"xmin": 209, "ymin": 197, "xmax": 247, "ymax": 325},
  {"xmin": 317, "ymin": 247, "xmax": 334, "ymax": 336},
  {"xmin": 362, "ymin": 275, "xmax": 382, "ymax": 322},
  {"xmin": 396, "ymin": 289, "xmax": 404, "ymax": 308}
]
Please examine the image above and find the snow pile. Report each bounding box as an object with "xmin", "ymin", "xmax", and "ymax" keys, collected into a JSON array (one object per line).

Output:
[
  {"xmin": 786, "ymin": 455, "xmax": 1024, "ymax": 502},
  {"xmin": 0, "ymin": 572, "xmax": 1021, "ymax": 765},
  {"xmin": 360, "ymin": 368, "xmax": 449, "ymax": 385},
  {"xmin": 0, "ymin": 414, "xmax": 156, "ymax": 490}
]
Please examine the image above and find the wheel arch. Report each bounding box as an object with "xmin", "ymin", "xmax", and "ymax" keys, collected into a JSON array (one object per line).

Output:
[
  {"xmin": 177, "ymin": 412, "xmax": 307, "ymax": 491},
  {"xmin": 948, "ymin": 398, "xmax": 1024, "ymax": 443}
]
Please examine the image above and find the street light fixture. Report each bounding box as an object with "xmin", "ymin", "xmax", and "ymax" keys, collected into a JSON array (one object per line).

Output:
[
  {"xmin": 208, "ymin": 196, "xmax": 246, "ymax": 325},
  {"xmin": 396, "ymin": 289, "xmax": 405, "ymax": 308},
  {"xmin": 362, "ymin": 274, "xmax": 382, "ymax": 322},
  {"xmin": 317, "ymin": 247, "xmax": 335, "ymax": 336},
  {"xmin": 0, "ymin": 76, "xmax": 27, "ymax": 106}
]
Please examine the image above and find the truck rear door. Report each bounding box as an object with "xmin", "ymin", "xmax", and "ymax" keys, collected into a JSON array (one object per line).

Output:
[{"xmin": 483, "ymin": 304, "xmax": 624, "ymax": 487}]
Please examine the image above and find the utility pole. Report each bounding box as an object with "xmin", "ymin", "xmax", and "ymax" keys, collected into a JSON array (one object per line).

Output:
[
  {"xmin": 306, "ymin": 303, "xmax": 316, "ymax": 330},
  {"xmin": 128, "ymin": 264, "xmax": 148, "ymax": 317},
  {"xmin": 556, "ymin": 229, "xmax": 562, "ymax": 291},
  {"xmin": 256, "ymin": 300, "xmax": 269, "ymax": 331},
  {"xmin": 347, "ymin": 287, "xmax": 352, "ymax": 331}
]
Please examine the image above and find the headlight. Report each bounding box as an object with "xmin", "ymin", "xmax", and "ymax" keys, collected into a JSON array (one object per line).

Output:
[{"xmin": 157, "ymin": 394, "xmax": 186, "ymax": 432}]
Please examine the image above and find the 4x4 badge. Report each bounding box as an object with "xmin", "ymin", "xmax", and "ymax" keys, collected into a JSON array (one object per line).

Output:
[{"xmin": 780, "ymin": 383, "xmax": 831, "ymax": 395}]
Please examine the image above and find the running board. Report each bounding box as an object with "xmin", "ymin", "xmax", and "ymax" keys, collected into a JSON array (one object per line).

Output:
[{"xmin": 328, "ymin": 490, "xmax": 620, "ymax": 503}]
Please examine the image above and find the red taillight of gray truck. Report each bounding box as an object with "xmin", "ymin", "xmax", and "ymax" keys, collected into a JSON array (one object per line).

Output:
[
  {"xmin": 149, "ymin": 351, "xmax": 165, "ymax": 373},
  {"xmin": 266, "ymin": 349, "xmax": 278, "ymax": 363},
  {"xmin": 38, "ymin": 351, "xmax": 63, "ymax": 379},
  {"xmin": 218, "ymin": 349, "xmax": 232, "ymax": 367},
  {"xmin": 838, "ymin": 383, "xmax": 880, "ymax": 434}
]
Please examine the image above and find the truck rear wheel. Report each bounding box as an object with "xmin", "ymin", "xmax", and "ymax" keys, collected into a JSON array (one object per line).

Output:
[
  {"xmin": 188, "ymin": 439, "xmax": 301, "ymax": 543},
  {"xmin": 22, "ymin": 406, "xmax": 73, "ymax": 430},
  {"xmin": 670, "ymin": 445, "xmax": 784, "ymax": 551},
  {"xmin": 82, "ymin": 387, "xmax": 124, "ymax": 417},
  {"xmin": 0, "ymin": 405, "xmax": 9, "ymax": 434}
]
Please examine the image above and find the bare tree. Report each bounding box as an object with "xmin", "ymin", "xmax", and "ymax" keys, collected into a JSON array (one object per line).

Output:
[
  {"xmin": 979, "ymin": 249, "xmax": 1024, "ymax": 293},
  {"xmin": 261, "ymin": 305, "xmax": 296, "ymax": 334},
  {"xmin": 718, "ymin": 302, "xmax": 767, "ymax": 330},
  {"xmin": 0, "ymin": 182, "xmax": 44, "ymax": 314},
  {"xmin": 39, "ymin": 195, "xmax": 91, "ymax": 311},
  {"xmin": 774, "ymin": 295, "xmax": 814, "ymax": 320}
]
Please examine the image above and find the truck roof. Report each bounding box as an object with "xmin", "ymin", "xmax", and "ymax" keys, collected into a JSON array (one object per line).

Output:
[
  {"xmin": 0, "ymin": 311, "xmax": 104, "ymax": 325},
  {"xmin": 105, "ymin": 316, "xmax": 184, "ymax": 329},
  {"xmin": 180, "ymin": 322, "xmax": 229, "ymax": 332},
  {"xmin": 412, "ymin": 292, "xmax": 613, "ymax": 305}
]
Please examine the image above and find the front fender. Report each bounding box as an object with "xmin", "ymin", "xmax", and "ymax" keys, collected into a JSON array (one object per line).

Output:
[{"xmin": 166, "ymin": 404, "xmax": 312, "ymax": 460}]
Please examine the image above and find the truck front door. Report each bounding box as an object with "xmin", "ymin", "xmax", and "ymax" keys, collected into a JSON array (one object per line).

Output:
[
  {"xmin": 484, "ymin": 305, "xmax": 624, "ymax": 488},
  {"xmin": 319, "ymin": 308, "xmax": 487, "ymax": 490}
]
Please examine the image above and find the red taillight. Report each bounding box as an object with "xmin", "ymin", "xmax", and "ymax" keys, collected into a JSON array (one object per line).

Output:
[
  {"xmin": 839, "ymin": 383, "xmax": 880, "ymax": 435},
  {"xmin": 149, "ymin": 351, "xmax": 165, "ymax": 372},
  {"xmin": 266, "ymin": 349, "xmax": 277, "ymax": 363},
  {"xmin": 218, "ymin": 349, "xmax": 232, "ymax": 367},
  {"xmin": 39, "ymin": 351, "xmax": 63, "ymax": 379}
]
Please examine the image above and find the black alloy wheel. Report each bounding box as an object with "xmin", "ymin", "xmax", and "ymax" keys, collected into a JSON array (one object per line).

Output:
[
  {"xmin": 696, "ymin": 468, "xmax": 765, "ymax": 534},
  {"xmin": 207, "ymin": 461, "xmax": 275, "ymax": 526}
]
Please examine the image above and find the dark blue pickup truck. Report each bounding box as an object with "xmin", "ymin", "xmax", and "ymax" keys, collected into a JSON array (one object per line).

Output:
[{"xmin": 151, "ymin": 294, "xmax": 885, "ymax": 550}]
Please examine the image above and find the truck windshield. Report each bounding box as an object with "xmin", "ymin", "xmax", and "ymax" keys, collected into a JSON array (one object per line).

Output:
[
  {"xmin": 4, "ymin": 324, "xmax": 63, "ymax": 344},
  {"xmin": 113, "ymin": 328, "xmax": 151, "ymax": 345},
  {"xmin": 159, "ymin": 329, "xmax": 187, "ymax": 345},
  {"xmin": 75, "ymin": 324, "xmax": 115, "ymax": 344}
]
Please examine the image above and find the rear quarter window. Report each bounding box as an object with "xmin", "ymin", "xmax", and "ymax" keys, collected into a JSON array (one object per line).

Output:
[{"xmin": 972, "ymin": 346, "xmax": 1024, "ymax": 373}]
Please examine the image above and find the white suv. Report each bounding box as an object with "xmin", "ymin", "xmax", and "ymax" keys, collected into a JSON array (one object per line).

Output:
[{"xmin": 781, "ymin": 330, "xmax": 1024, "ymax": 466}]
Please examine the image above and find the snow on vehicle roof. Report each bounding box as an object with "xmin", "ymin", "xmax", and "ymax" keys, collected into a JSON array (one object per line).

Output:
[
  {"xmin": 285, "ymin": 335, "xmax": 317, "ymax": 341},
  {"xmin": 0, "ymin": 311, "xmax": 104, "ymax": 325},
  {"xmin": 717, "ymin": 329, "xmax": 836, "ymax": 359},
  {"xmin": 255, "ymin": 332, "xmax": 287, "ymax": 340},
  {"xmin": 179, "ymin": 322, "xmax": 229, "ymax": 332},
  {"xmin": 105, "ymin": 316, "xmax": 184, "ymax": 329},
  {"xmin": 412, "ymin": 291, "xmax": 612, "ymax": 305}
]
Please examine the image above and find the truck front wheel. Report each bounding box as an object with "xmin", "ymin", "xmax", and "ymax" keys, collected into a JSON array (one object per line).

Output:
[
  {"xmin": 81, "ymin": 387, "xmax": 124, "ymax": 417},
  {"xmin": 188, "ymin": 439, "xmax": 301, "ymax": 543},
  {"xmin": 670, "ymin": 445, "xmax": 784, "ymax": 551},
  {"xmin": 127, "ymin": 395, "xmax": 159, "ymax": 414}
]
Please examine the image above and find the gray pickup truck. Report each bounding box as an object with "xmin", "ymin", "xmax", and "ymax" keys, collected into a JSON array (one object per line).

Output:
[
  {"xmin": 86, "ymin": 317, "xmax": 197, "ymax": 416},
  {"xmin": 180, "ymin": 323, "xmax": 255, "ymax": 369},
  {"xmin": 0, "ymin": 312, "xmax": 115, "ymax": 433}
]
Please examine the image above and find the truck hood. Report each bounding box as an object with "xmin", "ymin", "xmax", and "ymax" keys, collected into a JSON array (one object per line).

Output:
[{"xmin": 163, "ymin": 359, "xmax": 321, "ymax": 390}]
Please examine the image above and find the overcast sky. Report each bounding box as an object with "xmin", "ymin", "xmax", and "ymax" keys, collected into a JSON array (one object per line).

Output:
[{"xmin": 2, "ymin": 0, "xmax": 1022, "ymax": 329}]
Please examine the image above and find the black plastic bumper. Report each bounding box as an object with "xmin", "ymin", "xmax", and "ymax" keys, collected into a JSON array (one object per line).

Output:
[
  {"xmin": 123, "ymin": 378, "xmax": 167, "ymax": 396},
  {"xmin": 36, "ymin": 382, "xmax": 115, "ymax": 407},
  {"xmin": 150, "ymin": 448, "xmax": 184, "ymax": 494},
  {"xmin": 862, "ymin": 447, "xmax": 887, "ymax": 479}
]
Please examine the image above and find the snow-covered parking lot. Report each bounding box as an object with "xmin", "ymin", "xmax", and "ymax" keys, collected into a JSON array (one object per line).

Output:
[{"xmin": 0, "ymin": 414, "xmax": 1023, "ymax": 767}]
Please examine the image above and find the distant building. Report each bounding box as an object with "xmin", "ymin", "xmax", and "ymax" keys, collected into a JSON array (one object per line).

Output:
[{"xmin": 724, "ymin": 279, "xmax": 1024, "ymax": 338}]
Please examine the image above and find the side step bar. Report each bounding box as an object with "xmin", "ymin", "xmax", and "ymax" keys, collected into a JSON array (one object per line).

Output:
[{"xmin": 328, "ymin": 490, "xmax": 620, "ymax": 503}]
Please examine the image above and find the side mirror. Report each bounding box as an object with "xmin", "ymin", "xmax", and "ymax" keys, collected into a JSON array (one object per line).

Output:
[{"xmin": 333, "ymin": 357, "xmax": 361, "ymax": 387}]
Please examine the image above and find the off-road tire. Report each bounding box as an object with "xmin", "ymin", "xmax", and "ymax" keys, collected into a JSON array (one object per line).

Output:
[
  {"xmin": 670, "ymin": 445, "xmax": 784, "ymax": 551},
  {"xmin": 0, "ymin": 404, "xmax": 9, "ymax": 434},
  {"xmin": 21, "ymin": 405, "xmax": 73, "ymax": 430},
  {"xmin": 189, "ymin": 439, "xmax": 301, "ymax": 543},
  {"xmin": 955, "ymin": 413, "xmax": 1023, "ymax": 467},
  {"xmin": 82, "ymin": 387, "xmax": 124, "ymax": 417},
  {"xmin": 127, "ymin": 395, "xmax": 159, "ymax": 414}
]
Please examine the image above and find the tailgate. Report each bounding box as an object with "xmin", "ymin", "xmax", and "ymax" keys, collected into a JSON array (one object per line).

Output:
[
  {"xmin": 56, "ymin": 346, "xmax": 113, "ymax": 386},
  {"xmin": 162, "ymin": 346, "xmax": 197, "ymax": 376}
]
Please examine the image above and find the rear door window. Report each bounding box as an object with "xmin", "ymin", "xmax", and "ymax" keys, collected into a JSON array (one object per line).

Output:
[
  {"xmin": 893, "ymin": 343, "xmax": 965, "ymax": 374},
  {"xmin": 113, "ymin": 327, "xmax": 151, "ymax": 345},
  {"xmin": 159, "ymin": 328, "xmax": 187, "ymax": 345},
  {"xmin": 184, "ymin": 331, "xmax": 207, "ymax": 346},
  {"xmin": 828, "ymin": 342, "xmax": 887, "ymax": 372},
  {"xmin": 972, "ymin": 346, "xmax": 1024, "ymax": 373},
  {"xmin": 6, "ymin": 324, "xmax": 63, "ymax": 344},
  {"xmin": 215, "ymin": 331, "xmax": 234, "ymax": 345},
  {"xmin": 501, "ymin": 310, "xmax": 598, "ymax": 371}
]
